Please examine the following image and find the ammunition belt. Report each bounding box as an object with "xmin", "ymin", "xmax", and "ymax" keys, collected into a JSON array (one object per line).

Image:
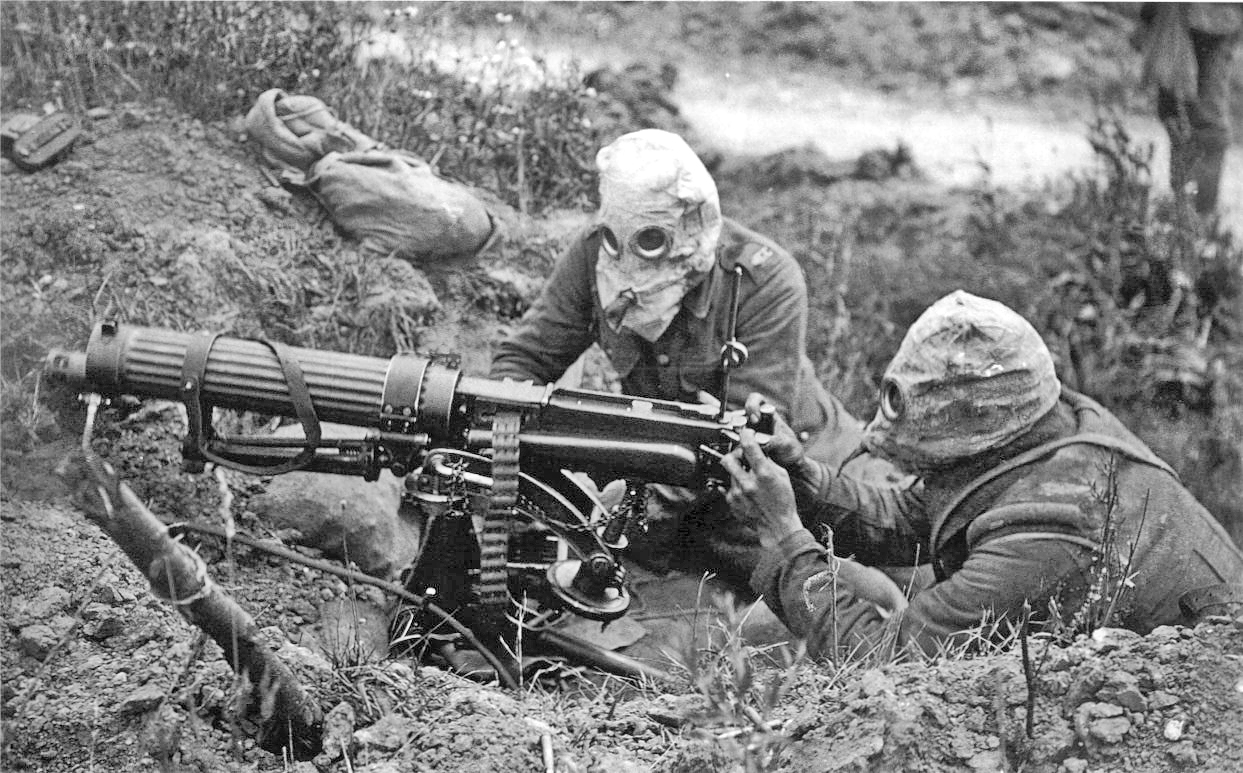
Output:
[{"xmin": 478, "ymin": 411, "xmax": 521, "ymax": 622}]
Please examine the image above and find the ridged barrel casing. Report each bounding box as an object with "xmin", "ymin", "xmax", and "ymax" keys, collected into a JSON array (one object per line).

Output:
[{"xmin": 81, "ymin": 323, "xmax": 402, "ymax": 428}]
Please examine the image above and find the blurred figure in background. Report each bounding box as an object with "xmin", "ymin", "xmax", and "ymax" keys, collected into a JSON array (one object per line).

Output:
[{"xmin": 1134, "ymin": 3, "xmax": 1243, "ymax": 215}]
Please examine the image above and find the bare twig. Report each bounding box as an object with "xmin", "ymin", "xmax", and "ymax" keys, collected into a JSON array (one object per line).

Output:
[
  {"xmin": 56, "ymin": 450, "xmax": 324, "ymax": 760},
  {"xmin": 1019, "ymin": 601, "xmax": 1036, "ymax": 740}
]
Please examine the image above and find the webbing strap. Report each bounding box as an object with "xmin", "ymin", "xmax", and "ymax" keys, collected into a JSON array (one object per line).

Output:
[
  {"xmin": 930, "ymin": 432, "xmax": 1179, "ymax": 555},
  {"xmin": 180, "ymin": 332, "xmax": 322, "ymax": 475}
]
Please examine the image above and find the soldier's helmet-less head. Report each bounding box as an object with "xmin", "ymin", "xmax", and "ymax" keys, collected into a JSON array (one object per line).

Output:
[
  {"xmin": 594, "ymin": 129, "xmax": 723, "ymax": 342},
  {"xmin": 862, "ymin": 290, "xmax": 1061, "ymax": 474}
]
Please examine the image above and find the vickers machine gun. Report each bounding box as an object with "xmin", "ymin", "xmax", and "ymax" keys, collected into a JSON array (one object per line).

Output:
[{"xmin": 45, "ymin": 319, "xmax": 772, "ymax": 680}]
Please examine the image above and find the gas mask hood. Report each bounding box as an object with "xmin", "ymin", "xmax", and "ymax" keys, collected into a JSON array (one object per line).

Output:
[{"xmin": 593, "ymin": 130, "xmax": 722, "ymax": 342}]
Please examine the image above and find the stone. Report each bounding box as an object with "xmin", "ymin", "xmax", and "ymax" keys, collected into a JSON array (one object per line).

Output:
[
  {"xmin": 1089, "ymin": 628, "xmax": 1141, "ymax": 653},
  {"xmin": 1097, "ymin": 670, "xmax": 1147, "ymax": 713},
  {"xmin": 1164, "ymin": 717, "xmax": 1187, "ymax": 741},
  {"xmin": 313, "ymin": 701, "xmax": 357, "ymax": 767},
  {"xmin": 646, "ymin": 693, "xmax": 709, "ymax": 729},
  {"xmin": 967, "ymin": 750, "xmax": 1003, "ymax": 771},
  {"xmin": 1089, "ymin": 716, "xmax": 1131, "ymax": 743},
  {"xmin": 117, "ymin": 684, "xmax": 165, "ymax": 716},
  {"xmin": 249, "ymin": 423, "xmax": 421, "ymax": 579},
  {"xmin": 859, "ymin": 669, "xmax": 896, "ymax": 697},
  {"xmin": 18, "ymin": 586, "xmax": 71, "ymax": 622},
  {"xmin": 16, "ymin": 625, "xmax": 58, "ymax": 660},
  {"xmin": 1167, "ymin": 740, "xmax": 1199, "ymax": 766},
  {"xmin": 353, "ymin": 713, "xmax": 417, "ymax": 753},
  {"xmin": 84, "ymin": 612, "xmax": 127, "ymax": 641}
]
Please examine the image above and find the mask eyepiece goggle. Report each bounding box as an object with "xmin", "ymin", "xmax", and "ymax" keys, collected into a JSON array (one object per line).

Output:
[
  {"xmin": 599, "ymin": 225, "xmax": 673, "ymax": 262},
  {"xmin": 879, "ymin": 377, "xmax": 905, "ymax": 422}
]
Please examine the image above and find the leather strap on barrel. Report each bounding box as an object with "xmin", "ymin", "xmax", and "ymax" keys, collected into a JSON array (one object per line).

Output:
[
  {"xmin": 477, "ymin": 411, "xmax": 521, "ymax": 621},
  {"xmin": 180, "ymin": 332, "xmax": 322, "ymax": 475}
]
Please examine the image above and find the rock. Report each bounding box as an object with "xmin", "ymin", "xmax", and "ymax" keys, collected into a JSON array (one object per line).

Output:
[
  {"xmin": 16, "ymin": 625, "xmax": 58, "ymax": 660},
  {"xmin": 273, "ymin": 635, "xmax": 334, "ymax": 676},
  {"xmin": 47, "ymin": 615, "xmax": 75, "ymax": 638},
  {"xmin": 18, "ymin": 586, "xmax": 70, "ymax": 622},
  {"xmin": 117, "ymin": 684, "xmax": 165, "ymax": 716},
  {"xmin": 1028, "ymin": 721, "xmax": 1077, "ymax": 761},
  {"xmin": 646, "ymin": 693, "xmax": 709, "ymax": 729},
  {"xmin": 1150, "ymin": 691, "xmax": 1181, "ymax": 710},
  {"xmin": 1096, "ymin": 670, "xmax": 1147, "ymax": 712},
  {"xmin": 1060, "ymin": 758, "xmax": 1089, "ymax": 773},
  {"xmin": 85, "ymin": 107, "xmax": 113, "ymax": 120},
  {"xmin": 1167, "ymin": 740, "xmax": 1199, "ymax": 766},
  {"xmin": 1089, "ymin": 628, "xmax": 1141, "ymax": 653},
  {"xmin": 1148, "ymin": 625, "xmax": 1181, "ymax": 640},
  {"xmin": 313, "ymin": 702, "xmax": 357, "ymax": 767},
  {"xmin": 859, "ymin": 669, "xmax": 896, "ymax": 697},
  {"xmin": 967, "ymin": 750, "xmax": 1002, "ymax": 770},
  {"xmin": 1089, "ymin": 716, "xmax": 1131, "ymax": 743},
  {"xmin": 83, "ymin": 612, "xmax": 127, "ymax": 641},
  {"xmin": 79, "ymin": 602, "xmax": 111, "ymax": 621},
  {"xmin": 353, "ymin": 713, "xmax": 417, "ymax": 753},
  {"xmin": 1073, "ymin": 701, "xmax": 1129, "ymax": 746},
  {"xmin": 1164, "ymin": 717, "xmax": 1187, "ymax": 741},
  {"xmin": 586, "ymin": 752, "xmax": 651, "ymax": 773},
  {"xmin": 1063, "ymin": 664, "xmax": 1105, "ymax": 708},
  {"xmin": 249, "ymin": 424, "xmax": 421, "ymax": 578}
]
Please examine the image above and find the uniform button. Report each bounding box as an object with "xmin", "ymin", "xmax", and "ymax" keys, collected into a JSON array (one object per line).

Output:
[{"xmin": 656, "ymin": 354, "xmax": 671, "ymax": 366}]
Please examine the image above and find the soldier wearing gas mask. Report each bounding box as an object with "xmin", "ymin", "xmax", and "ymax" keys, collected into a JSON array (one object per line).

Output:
[
  {"xmin": 722, "ymin": 290, "xmax": 1243, "ymax": 657},
  {"xmin": 490, "ymin": 129, "xmax": 882, "ymax": 589}
]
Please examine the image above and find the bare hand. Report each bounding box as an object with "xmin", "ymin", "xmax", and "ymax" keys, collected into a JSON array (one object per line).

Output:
[
  {"xmin": 743, "ymin": 393, "xmax": 804, "ymax": 468},
  {"xmin": 721, "ymin": 428, "xmax": 803, "ymax": 549}
]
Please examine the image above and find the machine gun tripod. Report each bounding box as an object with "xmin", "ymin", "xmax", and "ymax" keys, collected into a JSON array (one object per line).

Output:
[{"xmin": 46, "ymin": 321, "xmax": 772, "ymax": 682}]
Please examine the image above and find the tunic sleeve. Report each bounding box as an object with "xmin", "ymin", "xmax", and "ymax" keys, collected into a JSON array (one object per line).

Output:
[{"xmin": 489, "ymin": 234, "xmax": 597, "ymax": 384}]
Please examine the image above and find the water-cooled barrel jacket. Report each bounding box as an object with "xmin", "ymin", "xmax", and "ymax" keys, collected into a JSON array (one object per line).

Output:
[
  {"xmin": 489, "ymin": 218, "xmax": 847, "ymax": 441},
  {"xmin": 753, "ymin": 389, "xmax": 1243, "ymax": 657}
]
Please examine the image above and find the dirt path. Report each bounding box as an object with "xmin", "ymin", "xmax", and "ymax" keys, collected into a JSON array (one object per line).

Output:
[
  {"xmin": 527, "ymin": 31, "xmax": 1243, "ymax": 230},
  {"xmin": 676, "ymin": 65, "xmax": 1243, "ymax": 230}
]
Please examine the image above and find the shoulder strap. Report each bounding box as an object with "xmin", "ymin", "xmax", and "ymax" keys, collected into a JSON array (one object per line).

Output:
[{"xmin": 929, "ymin": 432, "xmax": 1178, "ymax": 552}]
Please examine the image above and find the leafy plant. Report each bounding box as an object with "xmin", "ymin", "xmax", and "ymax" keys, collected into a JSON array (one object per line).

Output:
[{"xmin": 667, "ymin": 584, "xmax": 804, "ymax": 773}]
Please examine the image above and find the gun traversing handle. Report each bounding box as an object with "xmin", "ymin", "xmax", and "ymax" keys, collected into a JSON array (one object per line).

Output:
[{"xmin": 753, "ymin": 403, "xmax": 776, "ymax": 436}]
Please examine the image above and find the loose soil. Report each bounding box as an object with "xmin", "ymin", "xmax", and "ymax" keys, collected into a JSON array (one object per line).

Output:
[{"xmin": 3, "ymin": 5, "xmax": 1242, "ymax": 773}]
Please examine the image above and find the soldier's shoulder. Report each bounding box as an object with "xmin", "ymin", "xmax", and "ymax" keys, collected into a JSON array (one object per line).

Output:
[
  {"xmin": 558, "ymin": 224, "xmax": 602, "ymax": 268},
  {"xmin": 718, "ymin": 218, "xmax": 797, "ymax": 280}
]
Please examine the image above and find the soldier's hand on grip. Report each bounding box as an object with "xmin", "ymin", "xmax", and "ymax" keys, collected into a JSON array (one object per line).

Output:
[
  {"xmin": 743, "ymin": 392, "xmax": 804, "ymax": 468},
  {"xmin": 721, "ymin": 428, "xmax": 802, "ymax": 550}
]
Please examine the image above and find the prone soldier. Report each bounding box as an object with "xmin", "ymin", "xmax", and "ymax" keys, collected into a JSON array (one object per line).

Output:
[{"xmin": 722, "ymin": 290, "xmax": 1243, "ymax": 657}]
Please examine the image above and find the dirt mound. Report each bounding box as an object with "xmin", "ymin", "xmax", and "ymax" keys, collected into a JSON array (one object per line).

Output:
[{"xmin": 2, "ymin": 80, "xmax": 1241, "ymax": 773}]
